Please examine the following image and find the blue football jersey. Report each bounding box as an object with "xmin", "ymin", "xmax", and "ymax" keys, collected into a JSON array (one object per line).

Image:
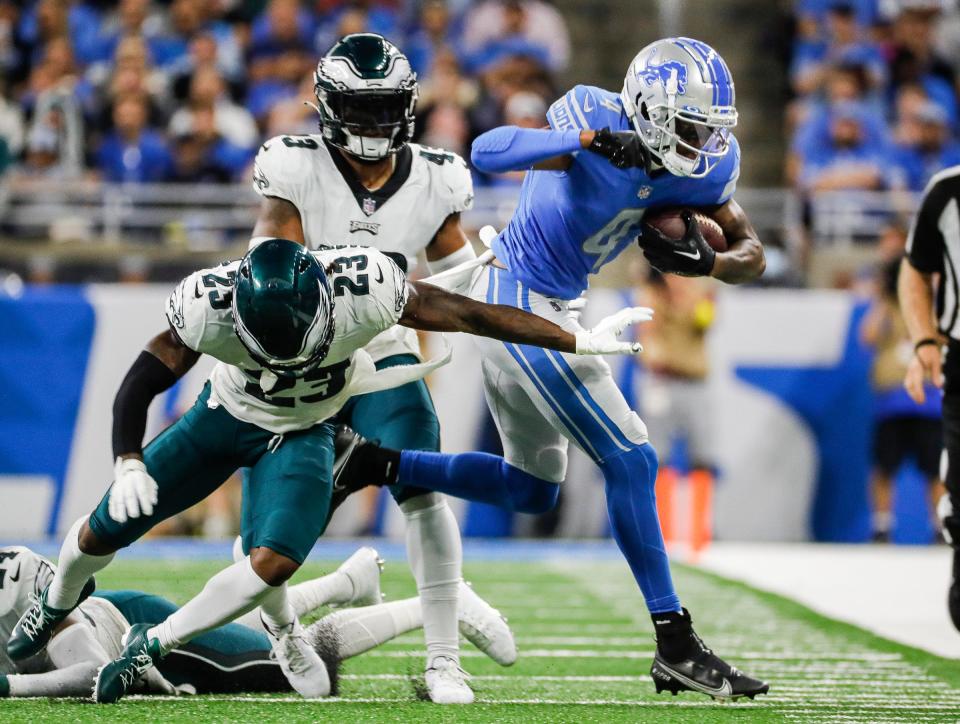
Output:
[{"xmin": 490, "ymin": 85, "xmax": 741, "ymax": 299}]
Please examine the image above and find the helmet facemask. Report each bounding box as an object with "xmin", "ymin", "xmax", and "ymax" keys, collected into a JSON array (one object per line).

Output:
[
  {"xmin": 639, "ymin": 102, "xmax": 734, "ymax": 178},
  {"xmin": 313, "ymin": 83, "xmax": 417, "ymax": 162}
]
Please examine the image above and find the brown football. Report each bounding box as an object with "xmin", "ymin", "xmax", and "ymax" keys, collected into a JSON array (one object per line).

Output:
[{"xmin": 642, "ymin": 207, "xmax": 728, "ymax": 252}]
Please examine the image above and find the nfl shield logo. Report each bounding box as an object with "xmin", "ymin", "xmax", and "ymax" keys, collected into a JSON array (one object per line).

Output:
[
  {"xmin": 362, "ymin": 197, "xmax": 377, "ymax": 216},
  {"xmin": 637, "ymin": 185, "xmax": 653, "ymax": 199}
]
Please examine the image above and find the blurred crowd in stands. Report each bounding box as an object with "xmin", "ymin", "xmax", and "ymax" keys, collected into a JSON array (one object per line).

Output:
[
  {"xmin": 0, "ymin": 0, "xmax": 568, "ymax": 185},
  {"xmin": 787, "ymin": 0, "xmax": 960, "ymax": 195}
]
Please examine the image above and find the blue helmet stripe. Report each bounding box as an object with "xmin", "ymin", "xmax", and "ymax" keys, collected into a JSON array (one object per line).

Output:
[
  {"xmin": 672, "ymin": 38, "xmax": 716, "ymax": 106},
  {"xmin": 678, "ymin": 37, "xmax": 733, "ymax": 108}
]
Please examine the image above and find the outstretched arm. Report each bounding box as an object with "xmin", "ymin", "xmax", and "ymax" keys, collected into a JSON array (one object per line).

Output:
[
  {"xmin": 470, "ymin": 127, "xmax": 648, "ymax": 173},
  {"xmin": 399, "ymin": 281, "xmax": 649, "ymax": 355}
]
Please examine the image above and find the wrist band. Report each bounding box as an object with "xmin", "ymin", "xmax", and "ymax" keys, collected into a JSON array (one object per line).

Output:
[{"xmin": 914, "ymin": 338, "xmax": 940, "ymax": 353}]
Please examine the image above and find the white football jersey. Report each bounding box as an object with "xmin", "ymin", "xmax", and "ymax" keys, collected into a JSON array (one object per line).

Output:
[
  {"xmin": 165, "ymin": 245, "xmax": 410, "ymax": 434},
  {"xmin": 0, "ymin": 546, "xmax": 55, "ymax": 674},
  {"xmin": 252, "ymin": 135, "xmax": 473, "ymax": 361}
]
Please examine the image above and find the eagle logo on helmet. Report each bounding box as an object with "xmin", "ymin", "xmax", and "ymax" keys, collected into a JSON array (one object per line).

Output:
[{"xmin": 637, "ymin": 60, "xmax": 688, "ymax": 95}]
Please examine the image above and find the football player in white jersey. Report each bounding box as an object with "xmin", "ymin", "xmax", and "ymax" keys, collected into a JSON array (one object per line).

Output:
[
  {"xmin": 249, "ymin": 33, "xmax": 481, "ymax": 703},
  {"xmin": 0, "ymin": 544, "xmax": 516, "ymax": 699},
  {"xmin": 8, "ymin": 238, "xmax": 648, "ymax": 704}
]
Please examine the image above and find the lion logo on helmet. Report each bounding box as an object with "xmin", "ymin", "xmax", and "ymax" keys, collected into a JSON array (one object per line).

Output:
[{"xmin": 637, "ymin": 59, "xmax": 688, "ymax": 95}]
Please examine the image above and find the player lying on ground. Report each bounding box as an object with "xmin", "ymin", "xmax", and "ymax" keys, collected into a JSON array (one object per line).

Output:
[
  {"xmin": 0, "ymin": 544, "xmax": 515, "ymax": 698},
  {"xmin": 8, "ymin": 238, "xmax": 648, "ymax": 703},
  {"xmin": 336, "ymin": 37, "xmax": 770, "ymax": 701},
  {"xmin": 251, "ymin": 32, "xmax": 488, "ymax": 703}
]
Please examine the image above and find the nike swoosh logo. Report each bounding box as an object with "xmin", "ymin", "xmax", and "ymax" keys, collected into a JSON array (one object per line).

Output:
[
  {"xmin": 375, "ymin": 266, "xmax": 384, "ymax": 284},
  {"xmin": 582, "ymin": 95, "xmax": 594, "ymax": 113},
  {"xmin": 8, "ymin": 562, "xmax": 21, "ymax": 582},
  {"xmin": 194, "ymin": 281, "xmax": 204, "ymax": 298},
  {"xmin": 675, "ymin": 249, "xmax": 701, "ymax": 260}
]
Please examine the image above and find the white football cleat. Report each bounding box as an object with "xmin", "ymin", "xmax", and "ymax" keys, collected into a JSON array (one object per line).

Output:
[
  {"xmin": 336, "ymin": 546, "xmax": 384, "ymax": 606},
  {"xmin": 262, "ymin": 616, "xmax": 330, "ymax": 699},
  {"xmin": 424, "ymin": 655, "xmax": 474, "ymax": 704},
  {"xmin": 458, "ymin": 580, "xmax": 517, "ymax": 666}
]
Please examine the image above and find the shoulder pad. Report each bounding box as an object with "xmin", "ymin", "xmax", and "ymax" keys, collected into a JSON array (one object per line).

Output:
[
  {"xmin": 414, "ymin": 145, "xmax": 474, "ymax": 215},
  {"xmin": 166, "ymin": 261, "xmax": 240, "ymax": 352},
  {"xmin": 252, "ymin": 135, "xmax": 322, "ymax": 205},
  {"xmin": 548, "ymin": 85, "xmax": 615, "ymax": 132}
]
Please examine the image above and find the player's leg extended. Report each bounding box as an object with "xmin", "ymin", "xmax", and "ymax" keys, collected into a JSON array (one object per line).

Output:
[
  {"xmin": 96, "ymin": 423, "xmax": 336, "ymax": 703},
  {"xmin": 8, "ymin": 385, "xmax": 240, "ymax": 661},
  {"xmin": 341, "ymin": 356, "xmax": 467, "ymax": 699}
]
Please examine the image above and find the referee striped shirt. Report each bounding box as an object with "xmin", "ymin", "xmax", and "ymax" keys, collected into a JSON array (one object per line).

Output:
[{"xmin": 906, "ymin": 165, "xmax": 960, "ymax": 340}]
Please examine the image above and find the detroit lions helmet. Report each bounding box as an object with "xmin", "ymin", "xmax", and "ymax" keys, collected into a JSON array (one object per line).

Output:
[
  {"xmin": 233, "ymin": 239, "xmax": 335, "ymax": 377},
  {"xmin": 621, "ymin": 37, "xmax": 737, "ymax": 178},
  {"xmin": 312, "ymin": 33, "xmax": 418, "ymax": 162}
]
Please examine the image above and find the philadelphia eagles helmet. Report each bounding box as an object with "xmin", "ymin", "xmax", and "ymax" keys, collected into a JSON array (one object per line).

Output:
[
  {"xmin": 312, "ymin": 33, "xmax": 418, "ymax": 162},
  {"xmin": 232, "ymin": 239, "xmax": 335, "ymax": 377},
  {"xmin": 621, "ymin": 37, "xmax": 737, "ymax": 178}
]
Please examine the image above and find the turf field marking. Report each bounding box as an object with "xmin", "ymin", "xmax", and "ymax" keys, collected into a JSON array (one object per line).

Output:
[{"xmin": 363, "ymin": 648, "xmax": 906, "ymax": 660}]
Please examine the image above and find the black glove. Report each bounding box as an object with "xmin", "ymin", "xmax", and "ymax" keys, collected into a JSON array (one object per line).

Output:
[
  {"xmin": 637, "ymin": 210, "xmax": 716, "ymax": 277},
  {"xmin": 587, "ymin": 128, "xmax": 650, "ymax": 170}
]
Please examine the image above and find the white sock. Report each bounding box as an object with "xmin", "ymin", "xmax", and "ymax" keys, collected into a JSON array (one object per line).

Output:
[
  {"xmin": 311, "ymin": 597, "xmax": 422, "ymax": 659},
  {"xmin": 147, "ymin": 557, "xmax": 270, "ymax": 653},
  {"xmin": 401, "ymin": 493, "xmax": 462, "ymax": 666},
  {"xmin": 7, "ymin": 662, "xmax": 101, "ymax": 697},
  {"xmin": 47, "ymin": 516, "xmax": 115, "ymax": 610},
  {"xmin": 289, "ymin": 571, "xmax": 354, "ymax": 615},
  {"xmin": 259, "ymin": 582, "xmax": 296, "ymax": 632}
]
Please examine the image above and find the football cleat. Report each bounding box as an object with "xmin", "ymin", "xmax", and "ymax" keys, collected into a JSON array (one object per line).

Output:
[
  {"xmin": 424, "ymin": 655, "xmax": 474, "ymax": 704},
  {"xmin": 336, "ymin": 546, "xmax": 385, "ymax": 607},
  {"xmin": 328, "ymin": 426, "xmax": 380, "ymax": 520},
  {"xmin": 263, "ymin": 615, "xmax": 331, "ymax": 699},
  {"xmin": 7, "ymin": 576, "xmax": 97, "ymax": 660},
  {"xmin": 650, "ymin": 610, "xmax": 768, "ymax": 701},
  {"xmin": 458, "ymin": 580, "xmax": 517, "ymax": 666},
  {"xmin": 94, "ymin": 623, "xmax": 162, "ymax": 704}
]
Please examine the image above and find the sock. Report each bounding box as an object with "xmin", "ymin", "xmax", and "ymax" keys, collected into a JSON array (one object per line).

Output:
[
  {"xmin": 651, "ymin": 609, "xmax": 699, "ymax": 662},
  {"xmin": 401, "ymin": 493, "xmax": 462, "ymax": 666},
  {"xmin": 398, "ymin": 451, "xmax": 560, "ymax": 514},
  {"xmin": 311, "ymin": 598, "xmax": 422, "ymax": 660},
  {"xmin": 259, "ymin": 582, "xmax": 296, "ymax": 632},
  {"xmin": 873, "ymin": 510, "xmax": 892, "ymax": 535},
  {"xmin": 147, "ymin": 557, "xmax": 270, "ymax": 653},
  {"xmin": 600, "ymin": 444, "xmax": 682, "ymax": 614},
  {"xmin": 47, "ymin": 516, "xmax": 115, "ymax": 610},
  {"xmin": 7, "ymin": 662, "xmax": 101, "ymax": 697}
]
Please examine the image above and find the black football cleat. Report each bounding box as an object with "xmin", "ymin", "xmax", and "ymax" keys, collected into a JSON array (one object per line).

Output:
[
  {"xmin": 650, "ymin": 609, "xmax": 768, "ymax": 701},
  {"xmin": 327, "ymin": 426, "xmax": 390, "ymax": 523}
]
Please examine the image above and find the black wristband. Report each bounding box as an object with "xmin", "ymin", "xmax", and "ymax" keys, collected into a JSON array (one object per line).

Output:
[
  {"xmin": 914, "ymin": 338, "xmax": 940, "ymax": 353},
  {"xmin": 112, "ymin": 351, "xmax": 178, "ymax": 458}
]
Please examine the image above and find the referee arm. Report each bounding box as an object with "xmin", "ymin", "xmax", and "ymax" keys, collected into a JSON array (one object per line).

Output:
[
  {"xmin": 898, "ymin": 173, "xmax": 952, "ymax": 404},
  {"xmin": 899, "ymin": 259, "xmax": 943, "ymax": 403}
]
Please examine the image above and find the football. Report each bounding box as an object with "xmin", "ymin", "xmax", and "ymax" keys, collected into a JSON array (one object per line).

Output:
[{"xmin": 642, "ymin": 207, "xmax": 728, "ymax": 252}]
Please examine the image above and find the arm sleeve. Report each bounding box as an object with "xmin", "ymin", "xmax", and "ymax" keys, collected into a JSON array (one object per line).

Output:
[
  {"xmin": 907, "ymin": 178, "xmax": 949, "ymax": 274},
  {"xmin": 470, "ymin": 126, "xmax": 582, "ymax": 173}
]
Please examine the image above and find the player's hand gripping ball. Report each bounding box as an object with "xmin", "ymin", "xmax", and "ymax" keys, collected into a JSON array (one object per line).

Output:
[{"xmin": 638, "ymin": 208, "xmax": 727, "ymax": 277}]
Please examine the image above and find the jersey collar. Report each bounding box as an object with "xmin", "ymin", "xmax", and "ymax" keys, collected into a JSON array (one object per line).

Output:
[{"xmin": 326, "ymin": 140, "xmax": 413, "ymax": 216}]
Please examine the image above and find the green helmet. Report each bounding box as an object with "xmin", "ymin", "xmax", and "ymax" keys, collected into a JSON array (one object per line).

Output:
[
  {"xmin": 232, "ymin": 239, "xmax": 335, "ymax": 377},
  {"xmin": 312, "ymin": 33, "xmax": 418, "ymax": 161}
]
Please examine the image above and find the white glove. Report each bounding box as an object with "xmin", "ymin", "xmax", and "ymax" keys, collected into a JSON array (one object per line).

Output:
[
  {"xmin": 478, "ymin": 225, "xmax": 498, "ymax": 248},
  {"xmin": 574, "ymin": 306, "xmax": 653, "ymax": 355},
  {"xmin": 567, "ymin": 296, "xmax": 587, "ymax": 323},
  {"xmin": 108, "ymin": 457, "xmax": 158, "ymax": 523}
]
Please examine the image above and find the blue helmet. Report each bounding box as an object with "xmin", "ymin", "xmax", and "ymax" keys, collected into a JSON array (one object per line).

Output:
[{"xmin": 621, "ymin": 37, "xmax": 738, "ymax": 178}]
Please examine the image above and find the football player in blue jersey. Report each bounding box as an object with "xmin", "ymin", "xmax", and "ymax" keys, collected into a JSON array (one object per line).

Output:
[{"xmin": 337, "ymin": 37, "xmax": 769, "ymax": 700}]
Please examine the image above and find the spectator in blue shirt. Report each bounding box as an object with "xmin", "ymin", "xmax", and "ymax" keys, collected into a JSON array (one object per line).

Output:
[
  {"xmin": 246, "ymin": 0, "xmax": 314, "ymax": 122},
  {"xmin": 405, "ymin": 0, "xmax": 460, "ymax": 80},
  {"xmin": 894, "ymin": 101, "xmax": 960, "ymax": 191},
  {"xmin": 796, "ymin": 101, "xmax": 898, "ymax": 192},
  {"xmin": 791, "ymin": 1, "xmax": 886, "ymax": 96},
  {"xmin": 96, "ymin": 94, "xmax": 172, "ymax": 183}
]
